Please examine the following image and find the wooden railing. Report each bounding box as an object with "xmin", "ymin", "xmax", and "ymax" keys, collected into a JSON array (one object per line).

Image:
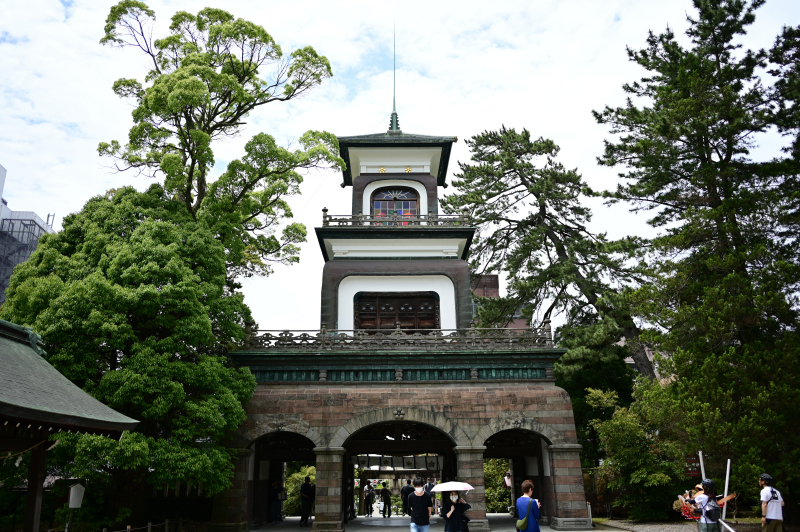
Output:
[
  {"xmin": 245, "ymin": 322, "xmax": 554, "ymax": 350},
  {"xmin": 321, "ymin": 208, "xmax": 470, "ymax": 227}
]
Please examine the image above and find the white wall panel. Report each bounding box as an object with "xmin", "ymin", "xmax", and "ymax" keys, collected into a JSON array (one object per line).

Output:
[{"xmin": 337, "ymin": 275, "xmax": 457, "ymax": 330}]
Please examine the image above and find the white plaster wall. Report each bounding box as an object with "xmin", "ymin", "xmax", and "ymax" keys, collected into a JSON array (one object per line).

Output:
[
  {"xmin": 349, "ymin": 147, "xmax": 442, "ymax": 180},
  {"xmin": 326, "ymin": 238, "xmax": 466, "ymax": 259},
  {"xmin": 337, "ymin": 275, "xmax": 457, "ymax": 330},
  {"xmin": 362, "ymin": 180, "xmax": 428, "ymax": 215}
]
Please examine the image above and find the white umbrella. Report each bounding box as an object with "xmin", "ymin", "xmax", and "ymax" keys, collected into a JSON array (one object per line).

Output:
[{"xmin": 431, "ymin": 481, "xmax": 474, "ymax": 492}]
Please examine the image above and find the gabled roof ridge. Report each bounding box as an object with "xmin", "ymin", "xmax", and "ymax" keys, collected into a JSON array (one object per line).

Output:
[{"xmin": 338, "ymin": 131, "xmax": 457, "ymax": 142}]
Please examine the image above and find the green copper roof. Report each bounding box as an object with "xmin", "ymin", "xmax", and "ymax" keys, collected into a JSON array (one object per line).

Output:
[
  {"xmin": 0, "ymin": 319, "xmax": 138, "ymax": 433},
  {"xmin": 336, "ymin": 131, "xmax": 457, "ymax": 187}
]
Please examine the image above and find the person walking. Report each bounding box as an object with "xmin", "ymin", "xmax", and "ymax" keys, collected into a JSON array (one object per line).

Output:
[
  {"xmin": 401, "ymin": 479, "xmax": 414, "ymax": 515},
  {"xmin": 300, "ymin": 476, "xmax": 312, "ymax": 526},
  {"xmin": 694, "ymin": 479, "xmax": 722, "ymax": 532},
  {"xmin": 408, "ymin": 477, "xmax": 434, "ymax": 532},
  {"xmin": 443, "ymin": 491, "xmax": 470, "ymax": 532},
  {"xmin": 380, "ymin": 482, "xmax": 393, "ymax": 518},
  {"xmin": 424, "ymin": 478, "xmax": 437, "ymax": 515},
  {"xmin": 366, "ymin": 484, "xmax": 376, "ymax": 517},
  {"xmin": 760, "ymin": 474, "xmax": 784, "ymax": 532},
  {"xmin": 515, "ymin": 480, "xmax": 541, "ymax": 532},
  {"xmin": 269, "ymin": 480, "xmax": 284, "ymax": 523}
]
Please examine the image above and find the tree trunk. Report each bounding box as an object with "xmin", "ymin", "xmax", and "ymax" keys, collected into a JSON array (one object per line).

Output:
[{"xmin": 621, "ymin": 326, "xmax": 657, "ymax": 379}]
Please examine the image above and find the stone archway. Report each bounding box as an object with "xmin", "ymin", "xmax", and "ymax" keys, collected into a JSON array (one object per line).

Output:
[
  {"xmin": 249, "ymin": 431, "xmax": 317, "ymax": 527},
  {"xmin": 328, "ymin": 406, "xmax": 471, "ymax": 448},
  {"xmin": 473, "ymin": 412, "xmax": 565, "ymax": 447},
  {"xmin": 237, "ymin": 413, "xmax": 327, "ymax": 449},
  {"xmin": 476, "ymin": 417, "xmax": 588, "ymax": 531}
]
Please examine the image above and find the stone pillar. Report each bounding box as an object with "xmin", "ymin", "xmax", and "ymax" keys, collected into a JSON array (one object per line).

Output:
[
  {"xmin": 455, "ymin": 446, "xmax": 490, "ymax": 532},
  {"xmin": 547, "ymin": 444, "xmax": 592, "ymax": 531},
  {"xmin": 312, "ymin": 447, "xmax": 345, "ymax": 532},
  {"xmin": 211, "ymin": 448, "xmax": 252, "ymax": 532}
]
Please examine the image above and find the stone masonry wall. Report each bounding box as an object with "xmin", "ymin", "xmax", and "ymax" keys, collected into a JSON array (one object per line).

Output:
[
  {"xmin": 235, "ymin": 382, "xmax": 577, "ymax": 448},
  {"xmin": 219, "ymin": 381, "xmax": 589, "ymax": 531}
]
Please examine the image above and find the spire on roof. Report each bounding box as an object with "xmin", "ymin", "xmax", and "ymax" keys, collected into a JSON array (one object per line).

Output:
[{"xmin": 388, "ymin": 24, "xmax": 401, "ymax": 134}]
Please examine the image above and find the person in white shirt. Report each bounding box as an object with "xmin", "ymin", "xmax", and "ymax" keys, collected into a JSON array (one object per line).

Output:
[
  {"xmin": 693, "ymin": 479, "xmax": 721, "ymax": 532},
  {"xmin": 759, "ymin": 474, "xmax": 784, "ymax": 532}
]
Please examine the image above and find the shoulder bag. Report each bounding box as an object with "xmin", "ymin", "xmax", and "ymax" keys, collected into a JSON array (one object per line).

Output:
[{"xmin": 516, "ymin": 497, "xmax": 533, "ymax": 531}]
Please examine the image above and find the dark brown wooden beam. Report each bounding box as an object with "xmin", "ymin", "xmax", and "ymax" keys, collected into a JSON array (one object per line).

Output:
[
  {"xmin": 344, "ymin": 443, "xmax": 451, "ymax": 455},
  {"xmin": 24, "ymin": 442, "xmax": 46, "ymax": 532}
]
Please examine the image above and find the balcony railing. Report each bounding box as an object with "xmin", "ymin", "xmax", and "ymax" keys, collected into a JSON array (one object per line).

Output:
[
  {"xmin": 321, "ymin": 208, "xmax": 470, "ymax": 227},
  {"xmin": 244, "ymin": 322, "xmax": 554, "ymax": 350}
]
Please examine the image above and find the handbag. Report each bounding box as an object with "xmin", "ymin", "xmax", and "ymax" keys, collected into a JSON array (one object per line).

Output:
[
  {"xmin": 516, "ymin": 497, "xmax": 533, "ymax": 531},
  {"xmin": 278, "ymin": 490, "xmax": 287, "ymax": 501}
]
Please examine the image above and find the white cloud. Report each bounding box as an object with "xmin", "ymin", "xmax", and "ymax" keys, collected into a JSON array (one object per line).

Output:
[{"xmin": 1, "ymin": 0, "xmax": 797, "ymax": 329}]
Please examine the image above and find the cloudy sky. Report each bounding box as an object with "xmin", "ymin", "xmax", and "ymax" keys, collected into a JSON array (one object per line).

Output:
[{"xmin": 1, "ymin": 0, "xmax": 798, "ymax": 330}]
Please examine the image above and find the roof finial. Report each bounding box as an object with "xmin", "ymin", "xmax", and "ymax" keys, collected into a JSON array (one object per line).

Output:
[{"xmin": 388, "ymin": 22, "xmax": 401, "ymax": 134}]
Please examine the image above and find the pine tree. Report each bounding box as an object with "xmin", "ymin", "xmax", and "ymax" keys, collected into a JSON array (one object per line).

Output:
[{"xmin": 594, "ymin": 0, "xmax": 800, "ymax": 510}]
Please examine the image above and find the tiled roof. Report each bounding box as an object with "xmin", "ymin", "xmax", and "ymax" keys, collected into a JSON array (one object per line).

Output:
[{"xmin": 0, "ymin": 319, "xmax": 138, "ymax": 432}]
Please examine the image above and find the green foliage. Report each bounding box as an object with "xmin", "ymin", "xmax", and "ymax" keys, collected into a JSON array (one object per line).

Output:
[
  {"xmin": 588, "ymin": 385, "xmax": 686, "ymax": 521},
  {"xmin": 483, "ymin": 458, "xmax": 512, "ymax": 513},
  {"xmin": 442, "ymin": 127, "xmax": 655, "ymax": 378},
  {"xmin": 555, "ymin": 319, "xmax": 636, "ymax": 467},
  {"xmin": 1, "ymin": 186, "xmax": 256, "ymax": 518},
  {"xmin": 284, "ymin": 466, "xmax": 315, "ymax": 516},
  {"xmin": 594, "ymin": 0, "xmax": 800, "ymax": 516},
  {"xmin": 98, "ymin": 2, "xmax": 344, "ymax": 283}
]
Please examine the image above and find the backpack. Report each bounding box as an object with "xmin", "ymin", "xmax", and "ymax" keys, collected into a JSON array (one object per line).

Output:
[{"xmin": 702, "ymin": 498, "xmax": 721, "ymax": 523}]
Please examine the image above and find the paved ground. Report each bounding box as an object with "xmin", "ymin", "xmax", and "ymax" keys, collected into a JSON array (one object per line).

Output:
[
  {"xmin": 257, "ymin": 514, "xmax": 552, "ymax": 532},
  {"xmin": 599, "ymin": 522, "xmax": 699, "ymax": 532}
]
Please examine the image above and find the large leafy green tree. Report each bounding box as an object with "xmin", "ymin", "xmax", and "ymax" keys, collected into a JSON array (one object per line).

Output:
[
  {"xmin": 483, "ymin": 458, "xmax": 511, "ymax": 513},
  {"xmin": 98, "ymin": 1, "xmax": 344, "ymax": 282},
  {"xmin": 594, "ymin": 0, "xmax": 800, "ymax": 515},
  {"xmin": 587, "ymin": 386, "xmax": 686, "ymax": 521},
  {"xmin": 555, "ymin": 320, "xmax": 636, "ymax": 467},
  {"xmin": 441, "ymin": 127, "xmax": 655, "ymax": 378},
  {"xmin": 1, "ymin": 185, "xmax": 256, "ymax": 523}
]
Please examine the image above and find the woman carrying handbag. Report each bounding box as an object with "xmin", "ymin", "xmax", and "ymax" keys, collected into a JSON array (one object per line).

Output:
[{"xmin": 515, "ymin": 480, "xmax": 541, "ymax": 532}]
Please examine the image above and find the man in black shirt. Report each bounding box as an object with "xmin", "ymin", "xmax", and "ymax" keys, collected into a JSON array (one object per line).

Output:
[
  {"xmin": 408, "ymin": 477, "xmax": 434, "ymax": 532},
  {"xmin": 300, "ymin": 476, "xmax": 312, "ymax": 526},
  {"xmin": 401, "ymin": 479, "xmax": 414, "ymax": 515},
  {"xmin": 380, "ymin": 482, "xmax": 393, "ymax": 518}
]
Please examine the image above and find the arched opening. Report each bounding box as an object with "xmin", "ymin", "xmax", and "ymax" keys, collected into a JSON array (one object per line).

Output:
[
  {"xmin": 484, "ymin": 429, "xmax": 553, "ymax": 523},
  {"xmin": 342, "ymin": 420, "xmax": 457, "ymax": 523},
  {"xmin": 249, "ymin": 431, "xmax": 316, "ymax": 528},
  {"xmin": 371, "ymin": 187, "xmax": 420, "ymax": 224}
]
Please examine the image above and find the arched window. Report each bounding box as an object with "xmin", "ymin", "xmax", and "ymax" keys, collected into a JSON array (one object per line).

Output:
[{"xmin": 371, "ymin": 187, "xmax": 419, "ymax": 224}]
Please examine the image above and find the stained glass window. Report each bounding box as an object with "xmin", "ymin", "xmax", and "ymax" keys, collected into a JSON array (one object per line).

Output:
[{"xmin": 371, "ymin": 188, "xmax": 419, "ymax": 225}]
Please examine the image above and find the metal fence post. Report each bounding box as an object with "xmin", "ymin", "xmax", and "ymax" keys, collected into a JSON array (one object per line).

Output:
[{"xmin": 165, "ymin": 519, "xmax": 169, "ymax": 532}]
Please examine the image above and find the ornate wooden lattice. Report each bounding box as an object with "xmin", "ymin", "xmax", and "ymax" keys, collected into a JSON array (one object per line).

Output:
[
  {"xmin": 354, "ymin": 292, "xmax": 440, "ymax": 331},
  {"xmin": 321, "ymin": 210, "xmax": 469, "ymax": 227},
  {"xmin": 246, "ymin": 322, "xmax": 554, "ymax": 351}
]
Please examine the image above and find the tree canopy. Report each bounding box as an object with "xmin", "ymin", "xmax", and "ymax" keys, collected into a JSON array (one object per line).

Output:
[
  {"xmin": 441, "ymin": 127, "xmax": 655, "ymax": 378},
  {"xmin": 98, "ymin": 1, "xmax": 344, "ymax": 283},
  {"xmin": 593, "ymin": 0, "xmax": 800, "ymax": 517},
  {"xmin": 1, "ymin": 185, "xmax": 256, "ymax": 521}
]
